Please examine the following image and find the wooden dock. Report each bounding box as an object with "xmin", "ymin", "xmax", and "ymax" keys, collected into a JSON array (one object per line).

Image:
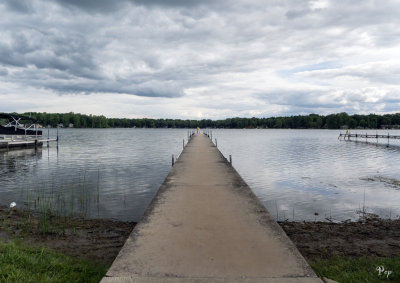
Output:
[
  {"xmin": 0, "ymin": 137, "xmax": 57, "ymax": 151},
  {"xmin": 102, "ymin": 134, "xmax": 322, "ymax": 282},
  {"xmin": 338, "ymin": 131, "xmax": 400, "ymax": 146},
  {"xmin": 339, "ymin": 132, "xmax": 400, "ymax": 140}
]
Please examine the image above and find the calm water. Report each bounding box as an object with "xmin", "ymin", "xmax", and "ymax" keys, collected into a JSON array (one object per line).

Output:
[
  {"xmin": 214, "ymin": 129, "xmax": 400, "ymax": 222},
  {"xmin": 0, "ymin": 129, "xmax": 187, "ymax": 221},
  {"xmin": 1, "ymin": 128, "xmax": 400, "ymax": 222}
]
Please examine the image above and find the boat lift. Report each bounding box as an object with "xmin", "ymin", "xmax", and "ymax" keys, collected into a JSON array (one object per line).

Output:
[{"xmin": 0, "ymin": 113, "xmax": 58, "ymax": 151}]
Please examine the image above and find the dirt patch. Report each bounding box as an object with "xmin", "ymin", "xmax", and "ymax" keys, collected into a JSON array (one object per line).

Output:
[
  {"xmin": 0, "ymin": 206, "xmax": 135, "ymax": 266},
  {"xmin": 279, "ymin": 218, "xmax": 400, "ymax": 260},
  {"xmin": 2, "ymin": 205, "xmax": 400, "ymax": 266}
]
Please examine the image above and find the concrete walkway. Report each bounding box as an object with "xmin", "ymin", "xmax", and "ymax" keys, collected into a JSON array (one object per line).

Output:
[{"xmin": 102, "ymin": 134, "xmax": 322, "ymax": 283}]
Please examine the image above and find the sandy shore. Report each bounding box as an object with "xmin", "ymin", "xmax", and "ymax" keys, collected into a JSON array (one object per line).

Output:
[{"xmin": 1, "ymin": 206, "xmax": 399, "ymax": 266}]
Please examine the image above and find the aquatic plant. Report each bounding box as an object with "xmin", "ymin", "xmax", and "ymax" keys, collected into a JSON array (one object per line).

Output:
[{"xmin": 18, "ymin": 169, "xmax": 102, "ymax": 234}]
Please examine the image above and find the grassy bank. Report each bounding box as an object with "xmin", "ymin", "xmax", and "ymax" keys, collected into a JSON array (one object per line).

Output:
[
  {"xmin": 0, "ymin": 205, "xmax": 134, "ymax": 282},
  {"xmin": 0, "ymin": 240, "xmax": 107, "ymax": 282},
  {"xmin": 0, "ymin": 206, "xmax": 134, "ymax": 266},
  {"xmin": 310, "ymin": 256, "xmax": 400, "ymax": 282},
  {"xmin": 2, "ymin": 206, "xmax": 400, "ymax": 282},
  {"xmin": 279, "ymin": 219, "xmax": 400, "ymax": 282},
  {"xmin": 2, "ymin": 242, "xmax": 399, "ymax": 283}
]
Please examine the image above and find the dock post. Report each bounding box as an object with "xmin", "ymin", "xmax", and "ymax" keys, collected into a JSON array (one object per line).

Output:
[
  {"xmin": 229, "ymin": 155, "xmax": 232, "ymax": 165},
  {"xmin": 47, "ymin": 127, "xmax": 50, "ymax": 147},
  {"xmin": 183, "ymin": 139, "xmax": 185, "ymax": 149},
  {"xmin": 215, "ymin": 138, "xmax": 217, "ymax": 147},
  {"xmin": 172, "ymin": 154, "xmax": 175, "ymax": 166},
  {"xmin": 211, "ymin": 130, "xmax": 212, "ymax": 141}
]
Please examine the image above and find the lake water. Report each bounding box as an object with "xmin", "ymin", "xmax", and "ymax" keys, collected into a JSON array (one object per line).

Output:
[{"xmin": 1, "ymin": 128, "xmax": 400, "ymax": 222}]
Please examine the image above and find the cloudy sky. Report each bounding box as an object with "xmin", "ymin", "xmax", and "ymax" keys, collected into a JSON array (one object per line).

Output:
[{"xmin": 1, "ymin": 0, "xmax": 399, "ymax": 119}]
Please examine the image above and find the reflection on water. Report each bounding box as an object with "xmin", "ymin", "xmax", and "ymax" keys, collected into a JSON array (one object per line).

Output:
[
  {"xmin": 0, "ymin": 129, "xmax": 187, "ymax": 221},
  {"xmin": 0, "ymin": 148, "xmax": 42, "ymax": 177},
  {"xmin": 214, "ymin": 129, "xmax": 400, "ymax": 222},
  {"xmin": 1, "ymin": 128, "xmax": 400, "ymax": 222}
]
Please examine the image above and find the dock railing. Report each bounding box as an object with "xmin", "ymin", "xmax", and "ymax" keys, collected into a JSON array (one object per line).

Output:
[
  {"xmin": 338, "ymin": 131, "xmax": 400, "ymax": 146},
  {"xmin": 0, "ymin": 129, "xmax": 58, "ymax": 151}
]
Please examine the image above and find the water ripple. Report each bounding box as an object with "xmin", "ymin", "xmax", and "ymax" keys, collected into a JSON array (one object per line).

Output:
[
  {"xmin": 2, "ymin": 128, "xmax": 400, "ymax": 222},
  {"xmin": 0, "ymin": 128, "xmax": 187, "ymax": 221},
  {"xmin": 215, "ymin": 129, "xmax": 400, "ymax": 221}
]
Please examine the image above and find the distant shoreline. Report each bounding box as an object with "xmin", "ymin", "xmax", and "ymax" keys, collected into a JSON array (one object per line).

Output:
[{"xmin": 2, "ymin": 111, "xmax": 400, "ymax": 130}]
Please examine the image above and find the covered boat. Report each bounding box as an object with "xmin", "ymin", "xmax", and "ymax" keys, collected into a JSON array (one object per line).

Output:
[{"xmin": 0, "ymin": 113, "xmax": 42, "ymax": 136}]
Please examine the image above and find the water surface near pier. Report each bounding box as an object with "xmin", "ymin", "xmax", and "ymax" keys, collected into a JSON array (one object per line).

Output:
[
  {"xmin": 214, "ymin": 129, "xmax": 400, "ymax": 222},
  {"xmin": 0, "ymin": 129, "xmax": 186, "ymax": 221},
  {"xmin": 1, "ymin": 128, "xmax": 400, "ymax": 222}
]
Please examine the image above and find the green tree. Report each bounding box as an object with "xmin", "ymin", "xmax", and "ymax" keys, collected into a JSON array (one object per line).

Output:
[
  {"xmin": 326, "ymin": 114, "xmax": 339, "ymax": 129},
  {"xmin": 348, "ymin": 118, "xmax": 357, "ymax": 129},
  {"xmin": 359, "ymin": 119, "xmax": 367, "ymax": 128}
]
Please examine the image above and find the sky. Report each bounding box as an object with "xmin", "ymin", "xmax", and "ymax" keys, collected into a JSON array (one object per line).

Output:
[{"xmin": 1, "ymin": 0, "xmax": 400, "ymax": 119}]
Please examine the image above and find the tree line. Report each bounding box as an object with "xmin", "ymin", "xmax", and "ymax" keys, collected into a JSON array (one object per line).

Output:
[{"xmin": 5, "ymin": 112, "xmax": 400, "ymax": 129}]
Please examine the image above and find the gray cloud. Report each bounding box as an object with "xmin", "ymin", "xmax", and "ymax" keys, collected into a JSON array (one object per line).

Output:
[
  {"xmin": 54, "ymin": 0, "xmax": 214, "ymax": 12},
  {"xmin": 285, "ymin": 8, "xmax": 311, "ymax": 19},
  {"xmin": 0, "ymin": 68, "xmax": 8, "ymax": 76},
  {"xmin": 0, "ymin": 28, "xmax": 101, "ymax": 77},
  {"xmin": 1, "ymin": 0, "xmax": 400, "ymax": 117},
  {"xmin": 45, "ymin": 80, "xmax": 183, "ymax": 97},
  {"xmin": 256, "ymin": 89, "xmax": 344, "ymax": 109},
  {"xmin": 297, "ymin": 62, "xmax": 400, "ymax": 85},
  {"xmin": 54, "ymin": 0, "xmax": 125, "ymax": 12},
  {"xmin": 131, "ymin": 0, "xmax": 215, "ymax": 7},
  {"xmin": 2, "ymin": 0, "xmax": 34, "ymax": 13},
  {"xmin": 254, "ymin": 86, "xmax": 400, "ymax": 116}
]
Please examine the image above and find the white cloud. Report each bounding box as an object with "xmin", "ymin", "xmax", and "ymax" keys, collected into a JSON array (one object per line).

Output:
[
  {"xmin": 0, "ymin": 0, "xmax": 400, "ymax": 118},
  {"xmin": 297, "ymin": 61, "xmax": 400, "ymax": 86}
]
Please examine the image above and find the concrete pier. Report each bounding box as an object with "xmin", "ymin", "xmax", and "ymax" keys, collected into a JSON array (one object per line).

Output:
[{"xmin": 102, "ymin": 134, "xmax": 322, "ymax": 282}]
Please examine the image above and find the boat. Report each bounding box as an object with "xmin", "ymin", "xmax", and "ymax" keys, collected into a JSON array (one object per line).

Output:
[
  {"xmin": 0, "ymin": 113, "xmax": 57, "ymax": 151},
  {"xmin": 0, "ymin": 113, "xmax": 42, "ymax": 136}
]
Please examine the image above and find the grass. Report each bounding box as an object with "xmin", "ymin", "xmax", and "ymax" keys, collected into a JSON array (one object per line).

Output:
[
  {"xmin": 1, "ymin": 208, "xmax": 70, "ymax": 237},
  {"xmin": 13, "ymin": 169, "xmax": 103, "ymax": 234},
  {"xmin": 310, "ymin": 256, "xmax": 400, "ymax": 282},
  {"xmin": 0, "ymin": 240, "xmax": 107, "ymax": 283}
]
